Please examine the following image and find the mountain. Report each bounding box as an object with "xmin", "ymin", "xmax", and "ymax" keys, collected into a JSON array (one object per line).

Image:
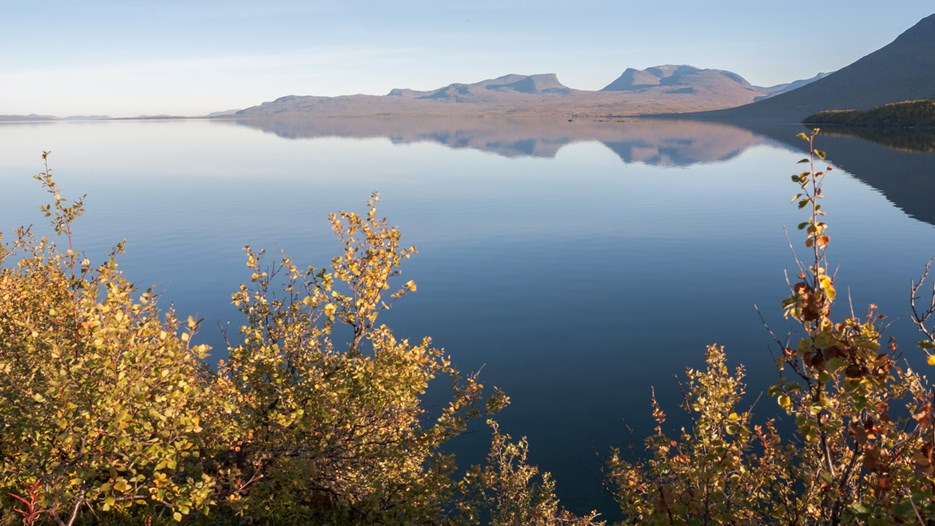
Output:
[
  {"xmin": 602, "ymin": 65, "xmax": 755, "ymax": 94},
  {"xmin": 756, "ymin": 72, "xmax": 831, "ymax": 100},
  {"xmin": 389, "ymin": 73, "xmax": 571, "ymax": 100},
  {"xmin": 234, "ymin": 74, "xmax": 582, "ymax": 117},
  {"xmin": 234, "ymin": 68, "xmax": 784, "ymax": 118},
  {"xmin": 696, "ymin": 13, "xmax": 935, "ymax": 122},
  {"xmin": 206, "ymin": 109, "xmax": 241, "ymax": 117},
  {"xmin": 600, "ymin": 65, "xmax": 831, "ymax": 104},
  {"xmin": 0, "ymin": 114, "xmax": 58, "ymax": 122}
]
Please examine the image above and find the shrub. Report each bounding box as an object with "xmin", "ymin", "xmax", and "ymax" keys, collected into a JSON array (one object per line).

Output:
[
  {"xmin": 461, "ymin": 420, "xmax": 602, "ymax": 526},
  {"xmin": 215, "ymin": 193, "xmax": 508, "ymax": 523},
  {"xmin": 608, "ymin": 130, "xmax": 935, "ymax": 524},
  {"xmin": 1, "ymin": 156, "xmax": 594, "ymax": 525},
  {"xmin": 0, "ymin": 153, "xmax": 219, "ymax": 525}
]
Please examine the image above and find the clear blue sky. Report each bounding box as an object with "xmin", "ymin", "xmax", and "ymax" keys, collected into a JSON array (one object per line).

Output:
[{"xmin": 3, "ymin": 1, "xmax": 933, "ymax": 117}]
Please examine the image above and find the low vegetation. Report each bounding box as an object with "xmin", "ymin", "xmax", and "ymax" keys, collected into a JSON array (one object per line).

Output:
[
  {"xmin": 2, "ymin": 133, "xmax": 935, "ymax": 524},
  {"xmin": 804, "ymin": 99, "xmax": 935, "ymax": 128},
  {"xmin": 0, "ymin": 154, "xmax": 597, "ymax": 525},
  {"xmin": 607, "ymin": 131, "xmax": 935, "ymax": 524}
]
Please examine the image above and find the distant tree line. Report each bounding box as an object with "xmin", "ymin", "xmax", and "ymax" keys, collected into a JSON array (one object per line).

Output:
[{"xmin": 804, "ymin": 99, "xmax": 935, "ymax": 128}]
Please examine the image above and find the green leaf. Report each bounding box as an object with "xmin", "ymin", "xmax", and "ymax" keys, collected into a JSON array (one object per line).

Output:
[{"xmin": 826, "ymin": 357, "xmax": 846, "ymax": 372}]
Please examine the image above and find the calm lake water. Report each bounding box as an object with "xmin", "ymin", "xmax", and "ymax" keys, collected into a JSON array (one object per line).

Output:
[{"xmin": 2, "ymin": 117, "xmax": 934, "ymax": 515}]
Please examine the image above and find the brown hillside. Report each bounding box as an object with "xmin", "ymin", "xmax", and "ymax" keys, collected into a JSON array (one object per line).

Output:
[{"xmin": 695, "ymin": 13, "xmax": 935, "ymax": 123}]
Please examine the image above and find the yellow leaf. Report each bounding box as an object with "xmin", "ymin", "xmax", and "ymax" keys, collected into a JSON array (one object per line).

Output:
[{"xmin": 927, "ymin": 355, "xmax": 935, "ymax": 366}]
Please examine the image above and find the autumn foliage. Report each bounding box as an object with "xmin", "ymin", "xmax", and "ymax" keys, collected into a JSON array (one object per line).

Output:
[
  {"xmin": 0, "ymin": 154, "xmax": 595, "ymax": 525},
  {"xmin": 0, "ymin": 156, "xmax": 217, "ymax": 525},
  {"xmin": 2, "ymin": 134, "xmax": 935, "ymax": 524},
  {"xmin": 607, "ymin": 130, "xmax": 935, "ymax": 524}
]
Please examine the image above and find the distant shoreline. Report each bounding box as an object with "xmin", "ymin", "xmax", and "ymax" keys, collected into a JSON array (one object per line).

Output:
[{"xmin": 803, "ymin": 100, "xmax": 935, "ymax": 129}]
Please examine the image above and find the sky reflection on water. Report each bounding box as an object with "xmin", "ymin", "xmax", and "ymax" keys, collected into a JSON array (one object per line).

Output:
[{"xmin": 1, "ymin": 118, "xmax": 934, "ymax": 514}]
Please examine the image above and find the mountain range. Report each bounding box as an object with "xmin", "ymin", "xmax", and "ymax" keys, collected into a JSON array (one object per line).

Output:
[
  {"xmin": 232, "ymin": 66, "xmax": 823, "ymax": 119},
  {"xmin": 696, "ymin": 13, "xmax": 935, "ymax": 122},
  {"xmin": 235, "ymin": 12, "xmax": 935, "ymax": 123},
  {"xmin": 4, "ymin": 13, "xmax": 933, "ymax": 124},
  {"xmin": 0, "ymin": 66, "xmax": 822, "ymax": 122}
]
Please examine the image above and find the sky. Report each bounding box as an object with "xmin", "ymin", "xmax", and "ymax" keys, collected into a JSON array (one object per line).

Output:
[{"xmin": 3, "ymin": 1, "xmax": 934, "ymax": 117}]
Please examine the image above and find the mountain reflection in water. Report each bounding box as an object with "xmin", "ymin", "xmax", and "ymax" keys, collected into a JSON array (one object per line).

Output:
[
  {"xmin": 223, "ymin": 116, "xmax": 765, "ymax": 167},
  {"xmin": 223, "ymin": 115, "xmax": 935, "ymax": 228},
  {"xmin": 821, "ymin": 127, "xmax": 935, "ymax": 153},
  {"xmin": 3, "ymin": 116, "xmax": 934, "ymax": 518},
  {"xmin": 750, "ymin": 124, "xmax": 935, "ymax": 227}
]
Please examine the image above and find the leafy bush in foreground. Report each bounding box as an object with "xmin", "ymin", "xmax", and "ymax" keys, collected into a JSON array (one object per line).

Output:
[
  {"xmin": 0, "ymin": 154, "xmax": 595, "ymax": 525},
  {"xmin": 0, "ymin": 155, "xmax": 218, "ymax": 525},
  {"xmin": 607, "ymin": 130, "xmax": 935, "ymax": 524},
  {"xmin": 216, "ymin": 195, "xmax": 503, "ymax": 523}
]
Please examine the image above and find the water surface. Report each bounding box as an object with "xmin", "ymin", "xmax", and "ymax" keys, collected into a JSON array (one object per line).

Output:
[{"xmin": 2, "ymin": 117, "xmax": 934, "ymax": 514}]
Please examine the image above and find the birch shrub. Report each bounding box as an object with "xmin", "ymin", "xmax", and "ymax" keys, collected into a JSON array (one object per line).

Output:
[
  {"xmin": 0, "ymin": 154, "xmax": 220, "ymax": 525},
  {"xmin": 216, "ymin": 193, "xmax": 509, "ymax": 523},
  {"xmin": 0, "ymin": 155, "xmax": 592, "ymax": 525},
  {"xmin": 608, "ymin": 130, "xmax": 935, "ymax": 525}
]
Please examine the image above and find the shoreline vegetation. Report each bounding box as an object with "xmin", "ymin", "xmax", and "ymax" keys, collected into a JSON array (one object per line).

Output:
[
  {"xmin": 804, "ymin": 99, "xmax": 935, "ymax": 129},
  {"xmin": 3, "ymin": 134, "xmax": 935, "ymax": 524}
]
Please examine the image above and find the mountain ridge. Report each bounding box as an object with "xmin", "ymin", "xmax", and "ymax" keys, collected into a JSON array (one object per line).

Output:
[
  {"xmin": 756, "ymin": 72, "xmax": 831, "ymax": 100},
  {"xmin": 601, "ymin": 65, "xmax": 754, "ymax": 92},
  {"xmin": 691, "ymin": 13, "xmax": 935, "ymax": 122},
  {"xmin": 234, "ymin": 67, "xmax": 826, "ymax": 118}
]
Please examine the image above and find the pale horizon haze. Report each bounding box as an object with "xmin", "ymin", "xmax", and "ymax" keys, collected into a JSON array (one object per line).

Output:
[{"xmin": 3, "ymin": 1, "xmax": 933, "ymax": 117}]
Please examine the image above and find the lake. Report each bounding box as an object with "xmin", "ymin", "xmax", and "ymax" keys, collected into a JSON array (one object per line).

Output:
[{"xmin": 2, "ymin": 117, "xmax": 934, "ymax": 515}]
